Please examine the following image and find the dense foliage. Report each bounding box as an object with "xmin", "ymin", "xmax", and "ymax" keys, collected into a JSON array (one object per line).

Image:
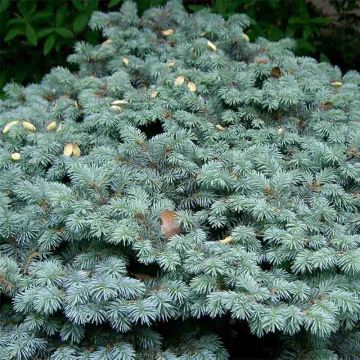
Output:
[
  {"xmin": 1, "ymin": 0, "xmax": 359, "ymax": 97},
  {"xmin": 1, "ymin": 1, "xmax": 360, "ymax": 358}
]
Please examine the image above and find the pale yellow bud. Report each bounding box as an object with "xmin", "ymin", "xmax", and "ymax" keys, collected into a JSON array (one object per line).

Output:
[
  {"xmin": 122, "ymin": 57, "xmax": 129, "ymax": 65},
  {"xmin": 219, "ymin": 236, "xmax": 233, "ymax": 244},
  {"xmin": 207, "ymin": 40, "xmax": 217, "ymax": 51},
  {"xmin": 162, "ymin": 29, "xmax": 174, "ymax": 36},
  {"xmin": 63, "ymin": 143, "xmax": 74, "ymax": 157},
  {"xmin": 22, "ymin": 121, "xmax": 36, "ymax": 132},
  {"xmin": 46, "ymin": 121, "xmax": 57, "ymax": 131},
  {"xmin": 330, "ymin": 81, "xmax": 342, "ymax": 88},
  {"xmin": 2, "ymin": 120, "xmax": 19, "ymax": 134},
  {"xmin": 101, "ymin": 39, "xmax": 113, "ymax": 46},
  {"xmin": 174, "ymin": 76, "xmax": 185, "ymax": 86},
  {"xmin": 11, "ymin": 152, "xmax": 21, "ymax": 161},
  {"xmin": 242, "ymin": 33, "xmax": 250, "ymax": 42},
  {"xmin": 111, "ymin": 100, "xmax": 128, "ymax": 106},
  {"xmin": 72, "ymin": 144, "xmax": 81, "ymax": 158},
  {"xmin": 188, "ymin": 82, "xmax": 197, "ymax": 92},
  {"xmin": 215, "ymin": 124, "xmax": 225, "ymax": 131},
  {"xmin": 165, "ymin": 61, "xmax": 175, "ymax": 68}
]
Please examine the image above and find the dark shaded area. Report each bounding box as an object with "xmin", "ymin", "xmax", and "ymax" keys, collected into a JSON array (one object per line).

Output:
[
  {"xmin": 157, "ymin": 316, "xmax": 282, "ymax": 359},
  {"xmin": 138, "ymin": 119, "xmax": 164, "ymax": 139}
]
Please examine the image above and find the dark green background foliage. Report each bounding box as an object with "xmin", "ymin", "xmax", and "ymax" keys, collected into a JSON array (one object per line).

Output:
[{"xmin": 0, "ymin": 0, "xmax": 359, "ymax": 97}]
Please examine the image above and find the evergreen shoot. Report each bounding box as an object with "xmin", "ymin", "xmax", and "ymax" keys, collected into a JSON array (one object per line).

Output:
[{"xmin": 0, "ymin": 1, "xmax": 359, "ymax": 358}]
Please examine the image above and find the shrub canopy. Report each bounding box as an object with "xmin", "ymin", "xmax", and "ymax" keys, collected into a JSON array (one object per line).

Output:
[{"xmin": 0, "ymin": 1, "xmax": 359, "ymax": 359}]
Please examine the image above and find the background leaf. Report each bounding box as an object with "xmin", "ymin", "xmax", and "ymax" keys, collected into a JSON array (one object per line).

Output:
[
  {"xmin": 0, "ymin": 0, "xmax": 10, "ymax": 13},
  {"xmin": 72, "ymin": 0, "xmax": 86, "ymax": 12},
  {"xmin": 43, "ymin": 34, "xmax": 55, "ymax": 55},
  {"xmin": 25, "ymin": 23, "xmax": 37, "ymax": 45},
  {"xmin": 4, "ymin": 28, "xmax": 25, "ymax": 41},
  {"xmin": 37, "ymin": 28, "xmax": 54, "ymax": 39},
  {"xmin": 73, "ymin": 13, "xmax": 89, "ymax": 33},
  {"xmin": 55, "ymin": 27, "xmax": 74, "ymax": 38},
  {"xmin": 108, "ymin": 0, "xmax": 122, "ymax": 8},
  {"xmin": 18, "ymin": 0, "xmax": 37, "ymax": 17},
  {"xmin": 32, "ymin": 11, "xmax": 53, "ymax": 22}
]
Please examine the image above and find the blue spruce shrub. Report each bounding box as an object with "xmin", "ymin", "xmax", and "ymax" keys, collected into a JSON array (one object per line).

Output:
[{"xmin": 0, "ymin": 1, "xmax": 359, "ymax": 359}]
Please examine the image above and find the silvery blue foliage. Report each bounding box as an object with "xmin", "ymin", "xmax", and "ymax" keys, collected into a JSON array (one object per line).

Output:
[{"xmin": 0, "ymin": 1, "xmax": 359, "ymax": 358}]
